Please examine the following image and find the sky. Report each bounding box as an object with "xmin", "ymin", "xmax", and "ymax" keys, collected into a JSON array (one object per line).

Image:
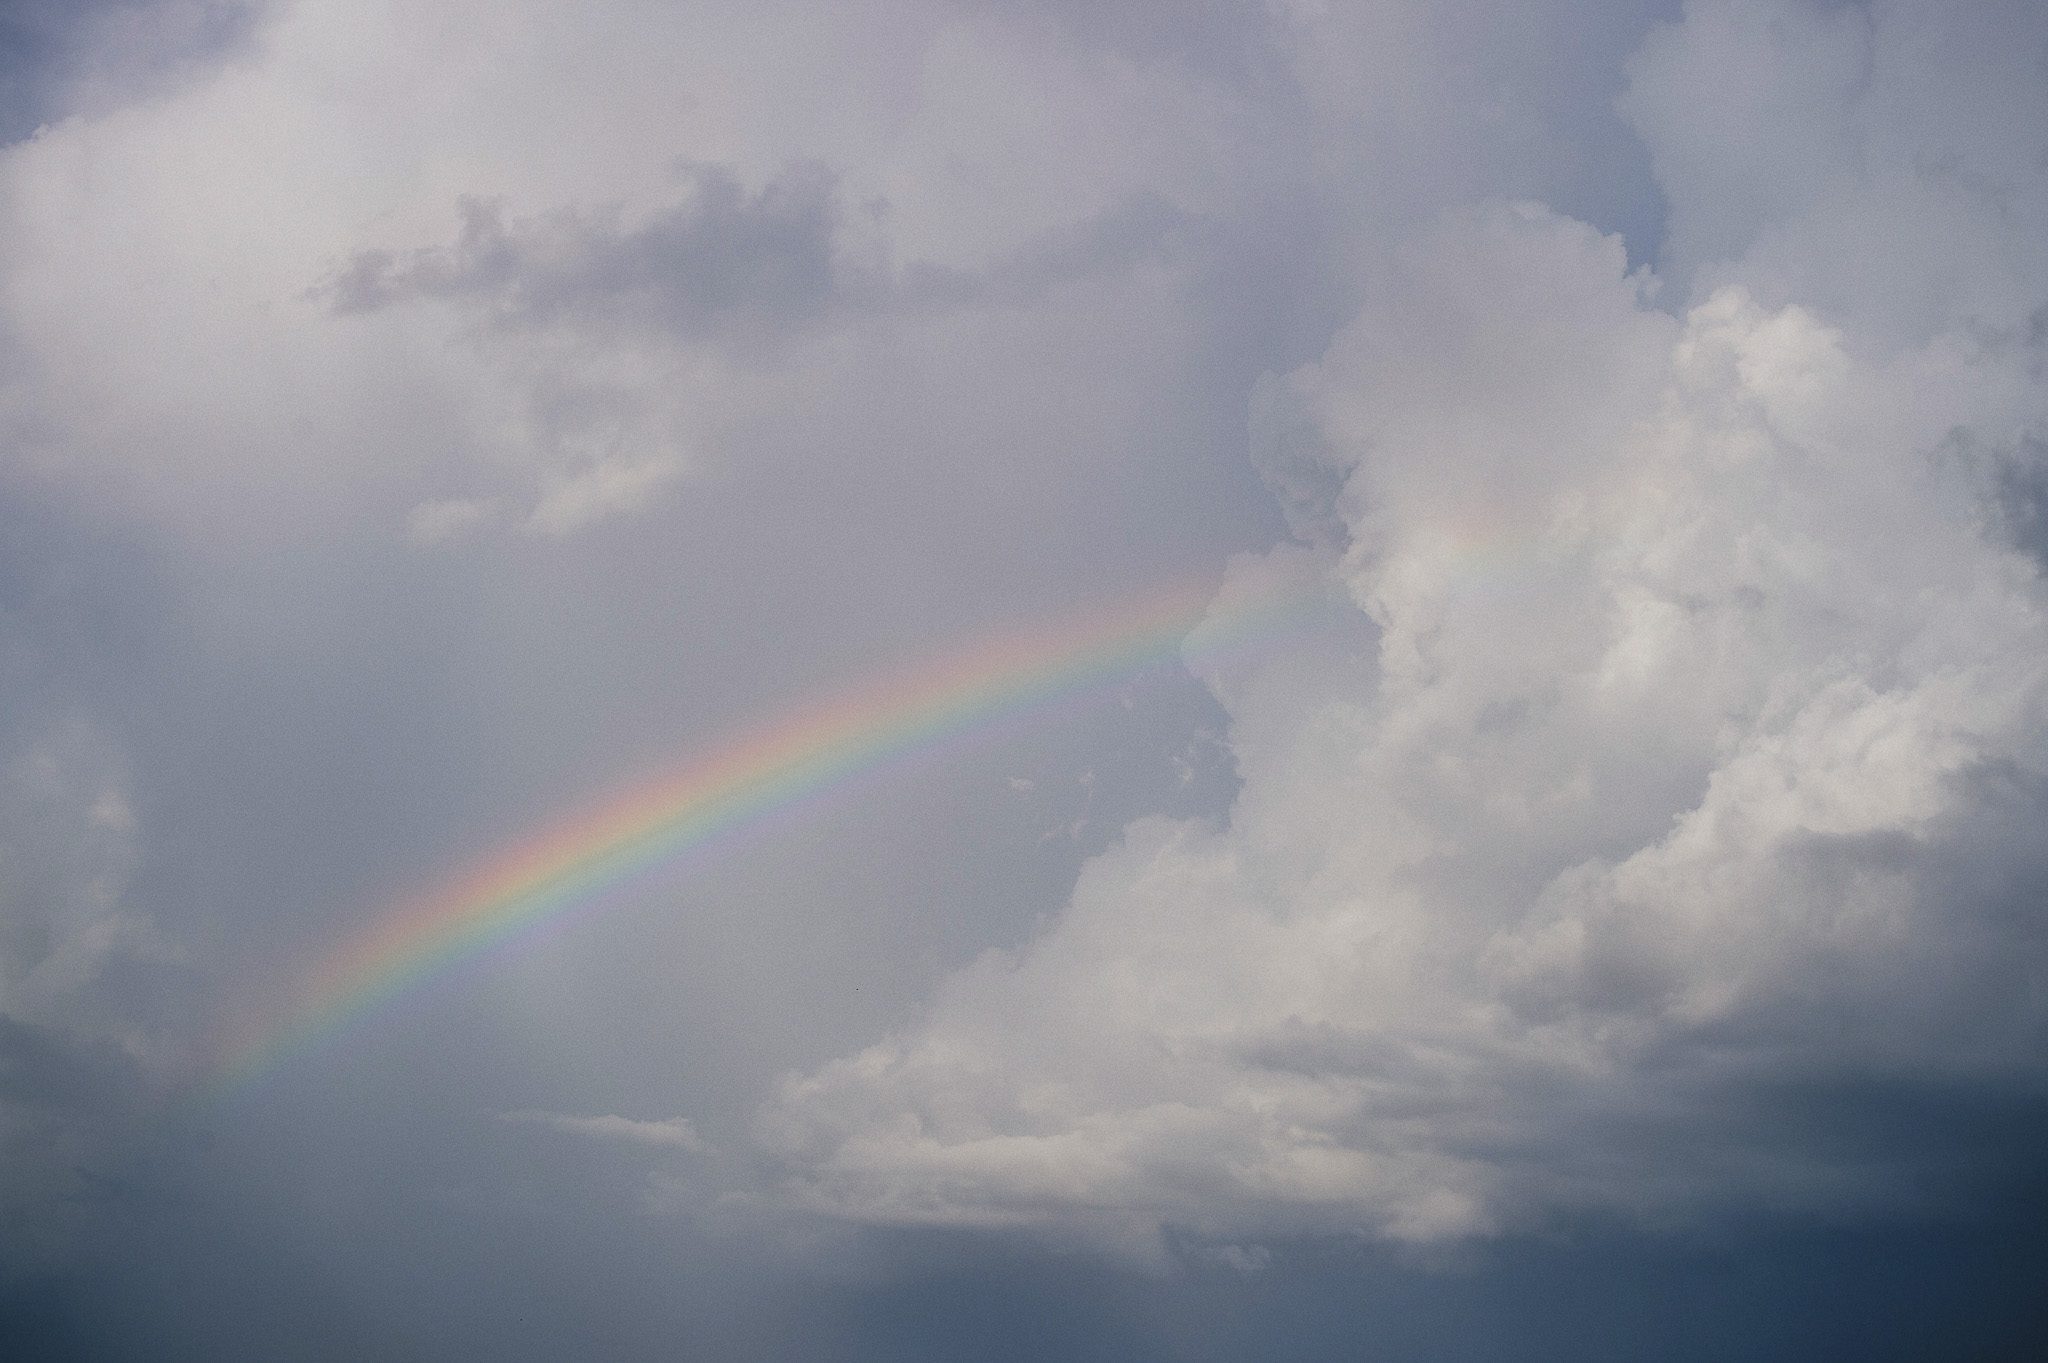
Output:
[{"xmin": 2, "ymin": 0, "xmax": 2047, "ymax": 1358}]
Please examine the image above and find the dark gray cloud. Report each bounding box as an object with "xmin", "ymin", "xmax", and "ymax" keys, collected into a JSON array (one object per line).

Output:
[
  {"xmin": 323, "ymin": 163, "xmax": 845, "ymax": 337},
  {"xmin": 1989, "ymin": 435, "xmax": 2048, "ymax": 571},
  {"xmin": 322, "ymin": 161, "xmax": 1193, "ymax": 341},
  {"xmin": 0, "ymin": 1014, "xmax": 152, "ymax": 1256},
  {"xmin": 0, "ymin": 0, "xmax": 257, "ymax": 144}
]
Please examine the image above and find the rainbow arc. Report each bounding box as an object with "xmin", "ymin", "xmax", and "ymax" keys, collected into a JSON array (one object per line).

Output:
[{"xmin": 208, "ymin": 579, "xmax": 1323, "ymax": 1090}]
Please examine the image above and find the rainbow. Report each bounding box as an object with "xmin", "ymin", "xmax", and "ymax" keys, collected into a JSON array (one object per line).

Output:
[{"xmin": 207, "ymin": 578, "xmax": 1324, "ymax": 1090}]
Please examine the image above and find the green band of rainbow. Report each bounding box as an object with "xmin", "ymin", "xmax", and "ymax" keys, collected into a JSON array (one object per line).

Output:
[{"xmin": 206, "ymin": 579, "xmax": 1324, "ymax": 1091}]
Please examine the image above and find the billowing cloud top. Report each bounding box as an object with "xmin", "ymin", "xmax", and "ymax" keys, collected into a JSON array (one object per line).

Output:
[{"xmin": 760, "ymin": 0, "xmax": 2048, "ymax": 1246}]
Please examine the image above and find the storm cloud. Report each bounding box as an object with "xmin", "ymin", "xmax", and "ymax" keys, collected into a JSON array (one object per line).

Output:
[{"xmin": 2, "ymin": 0, "xmax": 2046, "ymax": 1357}]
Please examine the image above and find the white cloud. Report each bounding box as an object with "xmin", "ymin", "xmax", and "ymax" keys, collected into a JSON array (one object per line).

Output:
[
  {"xmin": 760, "ymin": 1, "xmax": 2048, "ymax": 1241},
  {"xmin": 525, "ymin": 455, "xmax": 681, "ymax": 537},
  {"xmin": 501, "ymin": 1110, "xmax": 713, "ymax": 1153}
]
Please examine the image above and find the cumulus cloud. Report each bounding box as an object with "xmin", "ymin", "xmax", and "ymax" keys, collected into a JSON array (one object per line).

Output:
[
  {"xmin": 760, "ymin": 0, "xmax": 2048, "ymax": 1247},
  {"xmin": 7, "ymin": 0, "xmax": 2046, "ymax": 1351}
]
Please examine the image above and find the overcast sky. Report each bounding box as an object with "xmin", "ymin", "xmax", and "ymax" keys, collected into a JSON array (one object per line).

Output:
[{"xmin": 3, "ymin": 1, "xmax": 2047, "ymax": 1358}]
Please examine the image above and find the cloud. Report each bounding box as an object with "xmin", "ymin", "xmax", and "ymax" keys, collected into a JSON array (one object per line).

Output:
[
  {"xmin": 0, "ymin": 712, "xmax": 157, "ymax": 1029},
  {"xmin": 760, "ymin": 1, "xmax": 2048, "ymax": 1246},
  {"xmin": 0, "ymin": 1012, "xmax": 155, "ymax": 1272},
  {"xmin": 404, "ymin": 496, "xmax": 498, "ymax": 546},
  {"xmin": 323, "ymin": 165, "xmax": 844, "ymax": 340},
  {"xmin": 4, "ymin": 0, "xmax": 2044, "ymax": 1354},
  {"xmin": 303, "ymin": 162, "xmax": 1189, "ymax": 540},
  {"xmin": 0, "ymin": 0, "xmax": 261, "ymax": 144},
  {"xmin": 525, "ymin": 456, "xmax": 680, "ymax": 537},
  {"xmin": 1620, "ymin": 0, "xmax": 2048, "ymax": 341},
  {"xmin": 320, "ymin": 164, "xmax": 1191, "ymax": 337},
  {"xmin": 501, "ymin": 1110, "xmax": 713, "ymax": 1154},
  {"xmin": 1196, "ymin": 1242, "xmax": 1270, "ymax": 1273}
]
